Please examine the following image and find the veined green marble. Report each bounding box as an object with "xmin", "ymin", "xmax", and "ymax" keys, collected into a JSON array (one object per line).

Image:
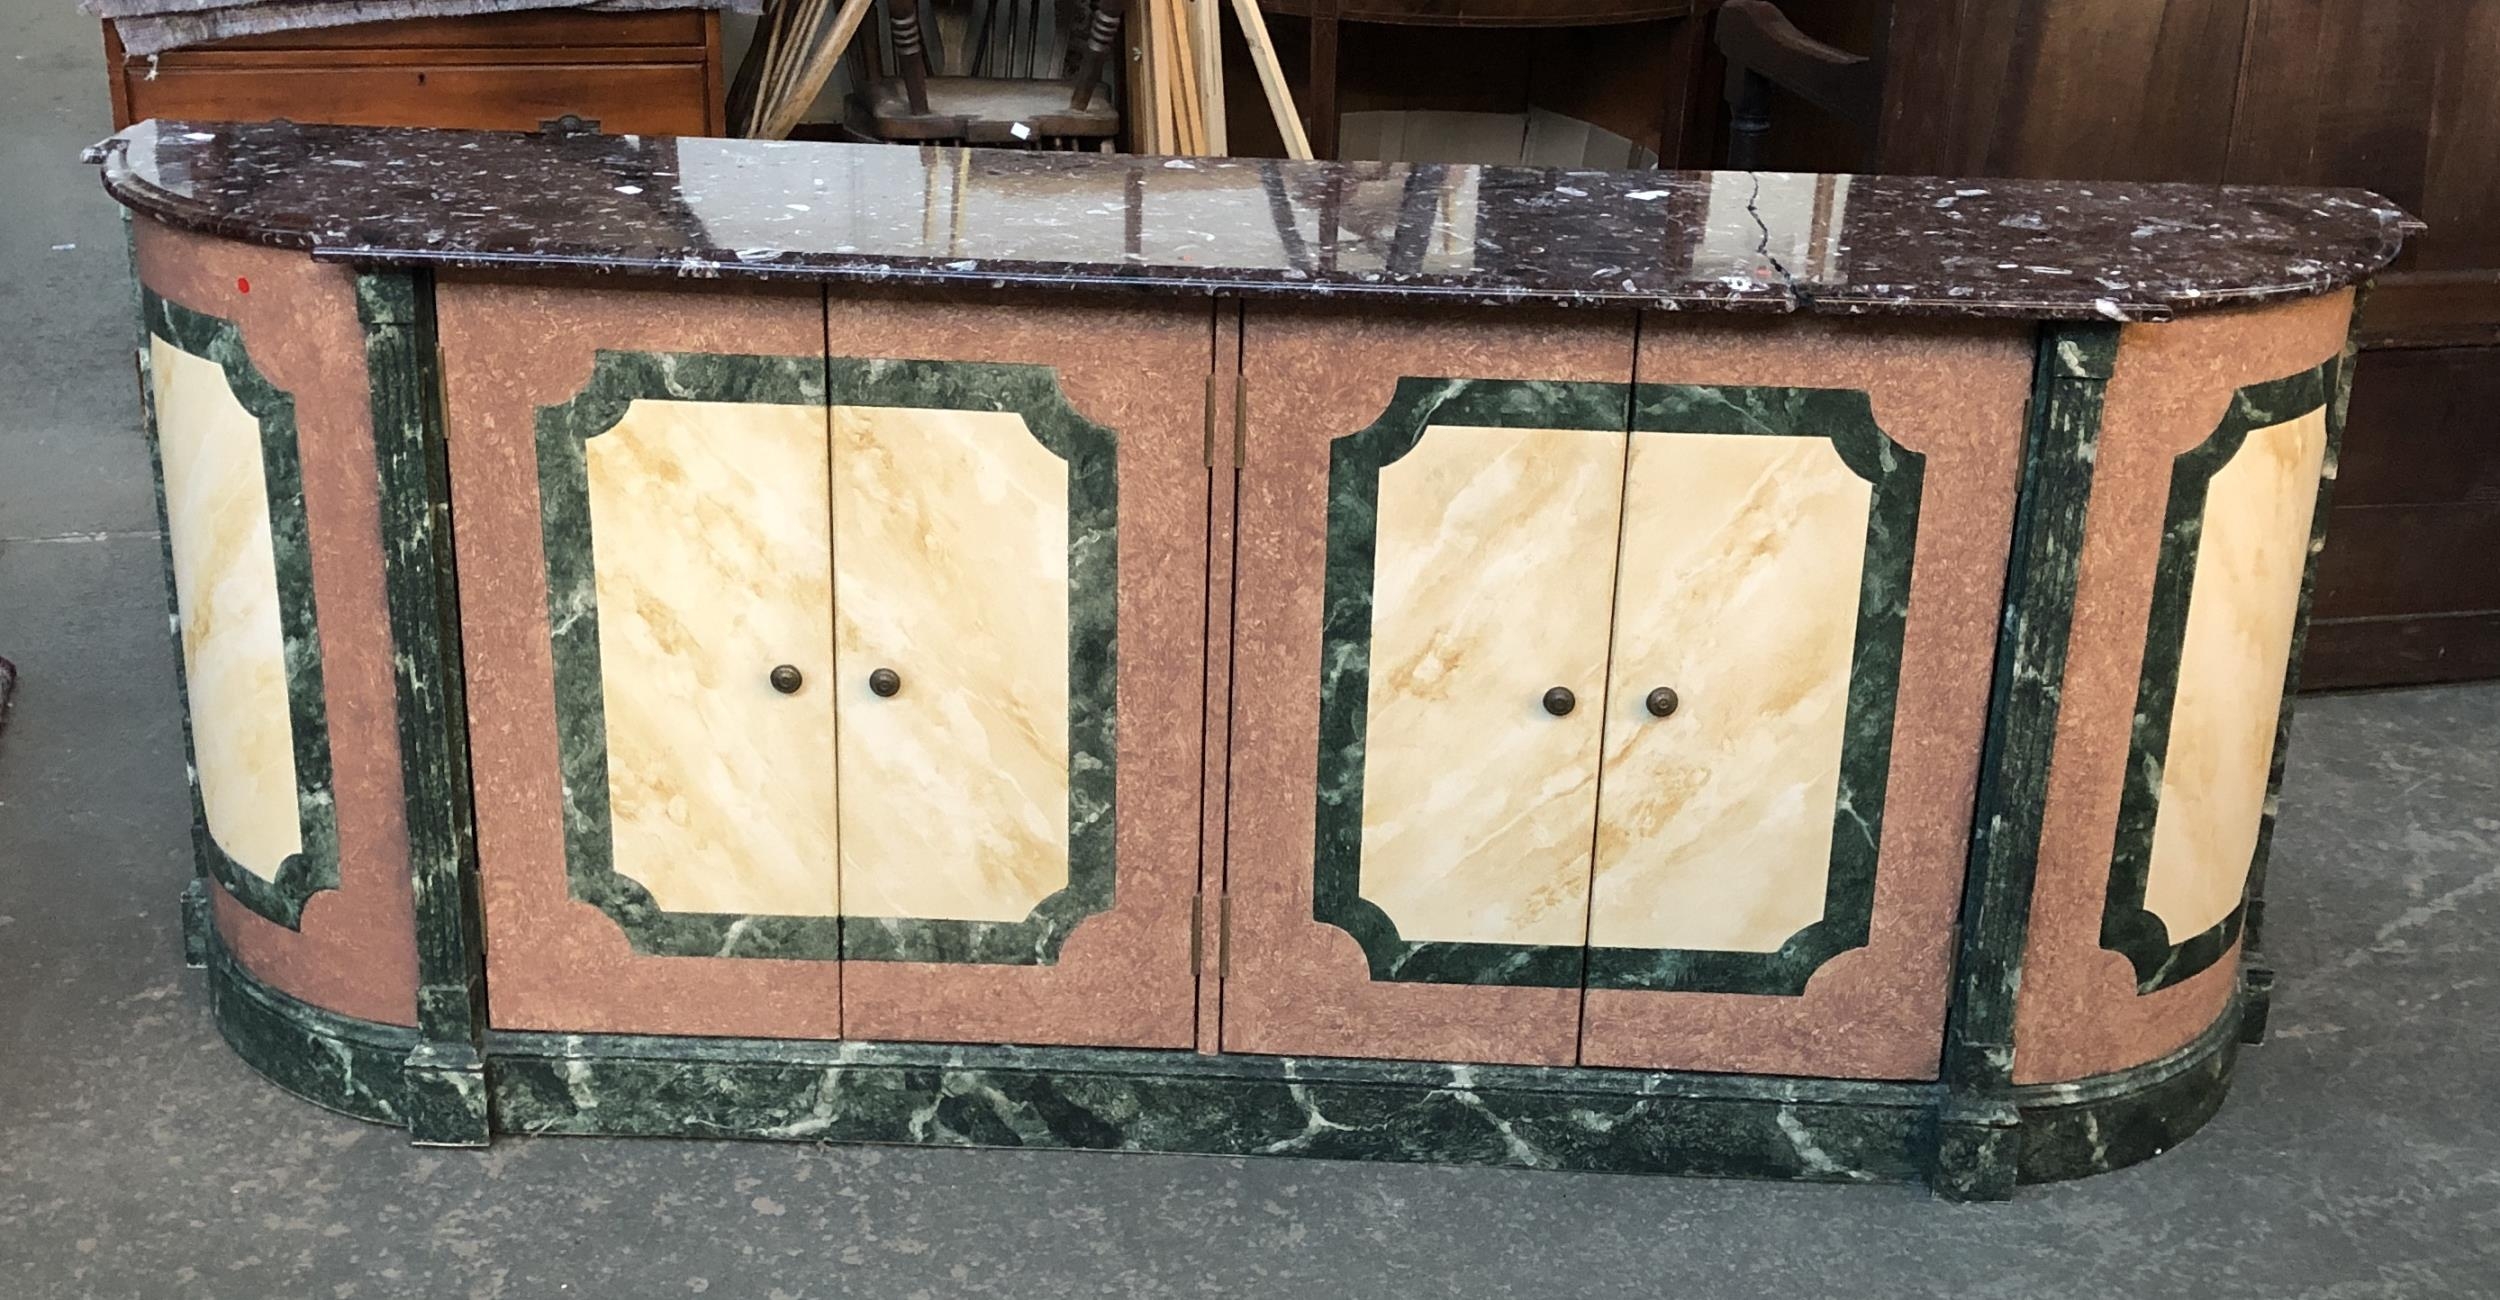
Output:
[
  {"xmin": 1584, "ymin": 382, "xmax": 1924, "ymax": 996},
  {"xmin": 179, "ymin": 876, "xmax": 212, "ymax": 969},
  {"xmin": 2228, "ymin": 326, "xmax": 2360, "ymax": 1046},
  {"xmin": 2102, "ymin": 362, "xmax": 2333, "ymax": 994},
  {"xmin": 536, "ymin": 349, "xmax": 843, "ymax": 960},
  {"xmin": 1311, "ymin": 377, "xmax": 1630, "ymax": 988},
  {"xmin": 825, "ymin": 357, "xmax": 1120, "ymax": 968},
  {"xmin": 357, "ymin": 270, "xmax": 489, "ymax": 1145},
  {"xmin": 487, "ymin": 1028, "xmax": 1928, "ymax": 1183},
  {"xmin": 1933, "ymin": 322, "xmax": 2119, "ymax": 1200},
  {"xmin": 2012, "ymin": 995, "xmax": 2245, "ymax": 1184},
  {"xmin": 2238, "ymin": 322, "xmax": 2358, "ymax": 970},
  {"xmin": 140, "ymin": 289, "xmax": 340, "ymax": 931},
  {"xmin": 131, "ymin": 216, "xmax": 216, "ymax": 969},
  {"xmin": 196, "ymin": 912, "xmax": 2251, "ymax": 1196},
  {"xmin": 207, "ymin": 943, "xmax": 414, "ymax": 1126}
]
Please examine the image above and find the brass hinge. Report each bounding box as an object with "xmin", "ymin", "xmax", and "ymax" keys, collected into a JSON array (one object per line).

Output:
[
  {"xmin": 1202, "ymin": 374, "xmax": 1217, "ymax": 468},
  {"xmin": 1185, "ymin": 895, "xmax": 1235, "ymax": 975},
  {"xmin": 1190, "ymin": 894, "xmax": 1232, "ymax": 977},
  {"xmin": 1232, "ymin": 375, "xmax": 1248, "ymax": 466}
]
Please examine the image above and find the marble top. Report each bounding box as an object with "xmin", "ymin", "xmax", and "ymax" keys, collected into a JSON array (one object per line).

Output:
[{"xmin": 95, "ymin": 118, "xmax": 2419, "ymax": 322}]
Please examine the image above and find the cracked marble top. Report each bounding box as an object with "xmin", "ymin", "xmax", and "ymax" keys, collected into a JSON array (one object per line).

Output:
[{"xmin": 96, "ymin": 119, "xmax": 2419, "ymax": 322}]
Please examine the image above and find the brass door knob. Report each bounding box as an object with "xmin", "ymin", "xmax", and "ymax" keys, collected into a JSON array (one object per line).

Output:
[
  {"xmin": 1645, "ymin": 686, "xmax": 1680, "ymax": 718},
  {"xmin": 769, "ymin": 664, "xmax": 804, "ymax": 694},
  {"xmin": 1542, "ymin": 686, "xmax": 1576, "ymax": 717},
  {"xmin": 868, "ymin": 667, "xmax": 902, "ymax": 698}
]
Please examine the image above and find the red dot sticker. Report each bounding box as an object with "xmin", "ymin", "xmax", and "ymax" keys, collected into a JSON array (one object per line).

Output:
[{"xmin": 236, "ymin": 276, "xmax": 250, "ymax": 293}]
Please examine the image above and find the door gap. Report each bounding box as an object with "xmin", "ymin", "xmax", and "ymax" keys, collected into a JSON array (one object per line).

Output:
[
  {"xmin": 1574, "ymin": 316, "xmax": 1645, "ymax": 1064},
  {"xmin": 822, "ymin": 290, "xmax": 847, "ymax": 1031},
  {"xmin": 1213, "ymin": 300, "xmax": 1248, "ymax": 1055}
]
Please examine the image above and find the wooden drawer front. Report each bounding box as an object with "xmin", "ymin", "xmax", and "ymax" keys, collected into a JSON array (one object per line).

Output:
[
  {"xmin": 107, "ymin": 12, "xmax": 722, "ymax": 135},
  {"xmin": 122, "ymin": 64, "xmax": 717, "ymax": 136},
  {"xmin": 183, "ymin": 10, "xmax": 710, "ymax": 51}
]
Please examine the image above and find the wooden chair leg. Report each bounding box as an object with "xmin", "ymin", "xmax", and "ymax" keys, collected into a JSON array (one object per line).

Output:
[
  {"xmin": 1714, "ymin": 0, "xmax": 1885, "ymax": 169},
  {"xmin": 1727, "ymin": 65, "xmax": 1771, "ymax": 169},
  {"xmin": 1306, "ymin": 9, "xmax": 1339, "ymax": 160},
  {"xmin": 964, "ymin": 0, "xmax": 997, "ymax": 76},
  {"xmin": 891, "ymin": 0, "xmax": 931, "ymax": 112},
  {"xmin": 1069, "ymin": 0, "xmax": 1125, "ymax": 110}
]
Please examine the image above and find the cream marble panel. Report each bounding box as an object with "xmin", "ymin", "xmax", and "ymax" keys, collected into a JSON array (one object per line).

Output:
[
  {"xmin": 833, "ymin": 406, "xmax": 1071, "ymax": 922},
  {"xmin": 587, "ymin": 399, "xmax": 838, "ymax": 916},
  {"xmin": 1358, "ymin": 423, "xmax": 1625, "ymax": 947},
  {"xmin": 1588, "ymin": 431, "xmax": 1871, "ymax": 952},
  {"xmin": 152, "ymin": 336, "xmax": 302, "ymax": 880},
  {"xmin": 2144, "ymin": 409, "xmax": 2330, "ymax": 939}
]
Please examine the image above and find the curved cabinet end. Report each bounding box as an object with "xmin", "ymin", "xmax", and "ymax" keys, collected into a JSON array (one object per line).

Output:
[
  {"xmin": 207, "ymin": 944, "xmax": 416, "ymax": 1131},
  {"xmin": 2014, "ymin": 995, "xmax": 2246, "ymax": 1186}
]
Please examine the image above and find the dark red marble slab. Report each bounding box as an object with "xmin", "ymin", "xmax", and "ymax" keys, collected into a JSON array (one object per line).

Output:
[{"xmin": 96, "ymin": 118, "xmax": 2418, "ymax": 321}]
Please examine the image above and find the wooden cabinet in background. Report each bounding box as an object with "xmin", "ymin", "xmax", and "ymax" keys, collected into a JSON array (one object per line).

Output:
[
  {"xmin": 104, "ymin": 9, "xmax": 727, "ymax": 137},
  {"xmin": 1750, "ymin": 0, "xmax": 2500, "ymax": 690}
]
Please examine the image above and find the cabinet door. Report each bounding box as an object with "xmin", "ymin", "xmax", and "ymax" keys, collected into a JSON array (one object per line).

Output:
[
  {"xmin": 827, "ymin": 298, "xmax": 1209, "ymax": 1052},
  {"xmin": 446, "ymin": 281, "xmax": 847, "ymax": 1039},
  {"xmin": 829, "ymin": 375, "xmax": 1097, "ymax": 957},
  {"xmin": 1586, "ymin": 403, "xmax": 1910, "ymax": 989},
  {"xmin": 1323, "ymin": 410, "xmax": 1624, "ymax": 974},
  {"xmin": 570, "ymin": 391, "xmax": 838, "ymax": 926},
  {"xmin": 1220, "ymin": 307, "xmax": 1637, "ymax": 1067},
  {"xmin": 1578, "ymin": 319, "xmax": 2034, "ymax": 1079}
]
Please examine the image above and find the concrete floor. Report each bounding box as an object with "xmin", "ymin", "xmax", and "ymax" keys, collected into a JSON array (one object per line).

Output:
[{"xmin": 2, "ymin": 4, "xmax": 2496, "ymax": 1296}]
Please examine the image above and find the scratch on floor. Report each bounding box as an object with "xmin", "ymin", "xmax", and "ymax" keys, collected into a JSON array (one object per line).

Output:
[{"xmin": 2320, "ymin": 859, "xmax": 2500, "ymax": 974}]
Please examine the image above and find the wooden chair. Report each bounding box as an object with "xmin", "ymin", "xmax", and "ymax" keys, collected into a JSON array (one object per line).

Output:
[
  {"xmin": 1713, "ymin": 0, "xmax": 1884, "ymax": 170},
  {"xmin": 1270, "ymin": 0, "xmax": 1711, "ymax": 164},
  {"xmin": 852, "ymin": 0, "xmax": 1126, "ymax": 148}
]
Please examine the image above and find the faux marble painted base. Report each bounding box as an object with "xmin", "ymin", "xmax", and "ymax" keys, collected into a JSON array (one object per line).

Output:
[{"xmin": 202, "ymin": 931, "xmax": 2252, "ymax": 1196}]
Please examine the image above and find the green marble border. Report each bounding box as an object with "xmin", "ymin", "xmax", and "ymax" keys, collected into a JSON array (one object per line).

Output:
[
  {"xmin": 125, "ymin": 214, "xmax": 216, "ymax": 971},
  {"xmin": 1583, "ymin": 382, "xmax": 1925, "ymax": 995},
  {"xmin": 206, "ymin": 940, "xmax": 415, "ymax": 1126},
  {"xmin": 2101, "ymin": 361, "xmax": 2334, "ymax": 994},
  {"xmin": 537, "ymin": 349, "xmax": 840, "ymax": 959},
  {"xmin": 140, "ymin": 289, "xmax": 340, "ymax": 931},
  {"xmin": 356, "ymin": 270, "xmax": 490, "ymax": 1145},
  {"xmin": 537, "ymin": 352, "xmax": 1118, "ymax": 966},
  {"xmin": 2240, "ymin": 321, "xmax": 2358, "ymax": 963},
  {"xmin": 1311, "ymin": 377, "xmax": 1630, "ymax": 987},
  {"xmin": 2232, "ymin": 320, "xmax": 2361, "ymax": 1042},
  {"xmin": 195, "ymin": 939, "xmax": 2253, "ymax": 1195},
  {"xmin": 1933, "ymin": 323, "xmax": 2120, "ymax": 1200},
  {"xmin": 485, "ymin": 1030, "xmax": 1927, "ymax": 1181},
  {"xmin": 822, "ymin": 357, "xmax": 1121, "ymax": 968},
  {"xmin": 2012, "ymin": 993, "xmax": 2245, "ymax": 1184}
]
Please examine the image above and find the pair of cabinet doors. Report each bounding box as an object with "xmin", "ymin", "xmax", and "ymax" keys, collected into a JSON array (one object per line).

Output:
[
  {"xmin": 451, "ymin": 288, "xmax": 2005, "ymax": 1075},
  {"xmin": 1217, "ymin": 311, "xmax": 2003, "ymax": 1075},
  {"xmin": 445, "ymin": 286, "xmax": 1208, "ymax": 1049},
  {"xmin": 548, "ymin": 354, "xmax": 1110, "ymax": 959}
]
